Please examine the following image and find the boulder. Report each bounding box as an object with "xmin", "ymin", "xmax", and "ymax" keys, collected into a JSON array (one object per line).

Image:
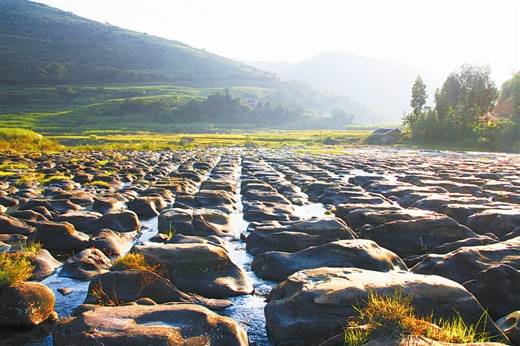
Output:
[
  {"xmin": 60, "ymin": 248, "xmax": 112, "ymax": 280},
  {"xmin": 158, "ymin": 208, "xmax": 231, "ymax": 237},
  {"xmin": 92, "ymin": 197, "xmax": 125, "ymax": 214},
  {"xmin": 85, "ymin": 269, "xmax": 231, "ymax": 310},
  {"xmin": 89, "ymin": 229, "xmax": 136, "ymax": 256},
  {"xmin": 246, "ymin": 218, "xmax": 357, "ymax": 255},
  {"xmin": 128, "ymin": 196, "xmax": 168, "ymax": 218},
  {"xmin": 31, "ymin": 249, "xmax": 61, "ymax": 280},
  {"xmin": 53, "ymin": 303, "xmax": 248, "ymax": 346},
  {"xmin": 96, "ymin": 210, "xmax": 140, "ymax": 233},
  {"xmin": 361, "ymin": 216, "xmax": 478, "ymax": 258},
  {"xmin": 0, "ymin": 282, "xmax": 57, "ymax": 327},
  {"xmin": 466, "ymin": 209, "xmax": 520, "ymax": 239},
  {"xmin": 413, "ymin": 237, "xmax": 520, "ymax": 318},
  {"xmin": 252, "ymin": 239, "xmax": 407, "ymax": 282},
  {"xmin": 54, "ymin": 211, "xmax": 101, "ymax": 233},
  {"xmin": 496, "ymin": 311, "xmax": 520, "ymax": 346},
  {"xmin": 265, "ymin": 267, "xmax": 500, "ymax": 346},
  {"xmin": 134, "ymin": 242, "xmax": 253, "ymax": 298},
  {"xmin": 33, "ymin": 221, "xmax": 90, "ymax": 251},
  {"xmin": 0, "ymin": 214, "xmax": 35, "ymax": 235}
]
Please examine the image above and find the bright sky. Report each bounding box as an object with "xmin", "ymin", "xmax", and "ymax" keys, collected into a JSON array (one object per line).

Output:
[{"xmin": 36, "ymin": 0, "xmax": 520, "ymax": 85}]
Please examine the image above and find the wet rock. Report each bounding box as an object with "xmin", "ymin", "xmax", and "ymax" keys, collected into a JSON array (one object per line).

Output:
[
  {"xmin": 58, "ymin": 287, "xmax": 73, "ymax": 296},
  {"xmin": 53, "ymin": 303, "xmax": 248, "ymax": 346},
  {"xmin": 252, "ymin": 239, "xmax": 407, "ymax": 282},
  {"xmin": 19, "ymin": 198, "xmax": 82, "ymax": 213},
  {"xmin": 33, "ymin": 221, "xmax": 90, "ymax": 251},
  {"xmin": 54, "ymin": 210, "xmax": 101, "ymax": 233},
  {"xmin": 429, "ymin": 235, "xmax": 499, "ymax": 254},
  {"xmin": 361, "ymin": 215, "xmax": 478, "ymax": 258},
  {"xmin": 0, "ymin": 282, "xmax": 57, "ymax": 327},
  {"xmin": 246, "ymin": 218, "xmax": 357, "ymax": 255},
  {"xmin": 243, "ymin": 201, "xmax": 296, "ymax": 222},
  {"xmin": 265, "ymin": 267, "xmax": 500, "ymax": 346},
  {"xmin": 496, "ymin": 311, "xmax": 520, "ymax": 346},
  {"xmin": 165, "ymin": 233, "xmax": 227, "ymax": 248},
  {"xmin": 0, "ymin": 214, "xmax": 35, "ymax": 235},
  {"xmin": 9, "ymin": 209, "xmax": 49, "ymax": 222},
  {"xmin": 92, "ymin": 197, "xmax": 125, "ymax": 214},
  {"xmin": 134, "ymin": 242, "xmax": 253, "ymax": 298},
  {"xmin": 0, "ymin": 195, "xmax": 18, "ymax": 208},
  {"xmin": 0, "ymin": 241, "xmax": 10, "ymax": 252},
  {"xmin": 413, "ymin": 237, "xmax": 520, "ymax": 318},
  {"xmin": 466, "ymin": 209, "xmax": 520, "ymax": 239},
  {"xmin": 128, "ymin": 196, "xmax": 168, "ymax": 218},
  {"xmin": 344, "ymin": 207, "xmax": 438, "ymax": 231},
  {"xmin": 85, "ymin": 269, "xmax": 231, "ymax": 310},
  {"xmin": 89, "ymin": 229, "xmax": 136, "ymax": 256},
  {"xmin": 158, "ymin": 207, "xmax": 231, "ymax": 237},
  {"xmin": 31, "ymin": 249, "xmax": 61, "ymax": 280},
  {"xmin": 0, "ymin": 233, "xmax": 28, "ymax": 249},
  {"xmin": 96, "ymin": 210, "xmax": 140, "ymax": 233},
  {"xmin": 60, "ymin": 248, "xmax": 112, "ymax": 280}
]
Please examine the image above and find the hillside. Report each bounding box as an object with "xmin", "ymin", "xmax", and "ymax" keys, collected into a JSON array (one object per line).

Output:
[
  {"xmin": 250, "ymin": 51, "xmax": 426, "ymax": 120},
  {"xmin": 0, "ymin": 0, "xmax": 275, "ymax": 86},
  {"xmin": 0, "ymin": 1, "xmax": 385, "ymax": 131}
]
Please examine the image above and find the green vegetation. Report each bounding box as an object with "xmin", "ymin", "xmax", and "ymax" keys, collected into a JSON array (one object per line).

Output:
[
  {"xmin": 112, "ymin": 253, "xmax": 158, "ymax": 273},
  {"xmin": 403, "ymin": 65, "xmax": 520, "ymax": 151},
  {"xmin": 0, "ymin": 252, "xmax": 34, "ymax": 287},
  {"xmin": 344, "ymin": 291, "xmax": 492, "ymax": 345},
  {"xmin": 0, "ymin": 128, "xmax": 61, "ymax": 152},
  {"xmin": 0, "ymin": 1, "xmax": 273, "ymax": 86},
  {"xmin": 0, "ymin": 127, "xmax": 370, "ymax": 154}
]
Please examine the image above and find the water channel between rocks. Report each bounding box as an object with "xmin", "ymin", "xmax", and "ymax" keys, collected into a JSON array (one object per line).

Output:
[{"xmin": 32, "ymin": 152, "xmax": 327, "ymax": 346}]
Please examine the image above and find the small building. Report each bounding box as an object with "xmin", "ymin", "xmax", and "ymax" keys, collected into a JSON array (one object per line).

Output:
[{"xmin": 367, "ymin": 128, "xmax": 402, "ymax": 145}]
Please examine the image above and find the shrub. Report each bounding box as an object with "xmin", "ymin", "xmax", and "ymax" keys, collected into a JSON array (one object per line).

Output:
[
  {"xmin": 0, "ymin": 127, "xmax": 62, "ymax": 152},
  {"xmin": 0, "ymin": 252, "xmax": 34, "ymax": 287},
  {"xmin": 112, "ymin": 253, "xmax": 158, "ymax": 273},
  {"xmin": 344, "ymin": 291, "xmax": 492, "ymax": 345}
]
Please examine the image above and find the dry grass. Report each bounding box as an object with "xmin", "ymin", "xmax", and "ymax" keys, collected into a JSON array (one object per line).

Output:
[
  {"xmin": 111, "ymin": 253, "xmax": 158, "ymax": 273},
  {"xmin": 0, "ymin": 252, "xmax": 34, "ymax": 287},
  {"xmin": 344, "ymin": 291, "xmax": 492, "ymax": 345}
]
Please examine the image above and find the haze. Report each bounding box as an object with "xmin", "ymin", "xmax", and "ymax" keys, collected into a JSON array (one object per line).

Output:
[{"xmin": 36, "ymin": 0, "xmax": 520, "ymax": 86}]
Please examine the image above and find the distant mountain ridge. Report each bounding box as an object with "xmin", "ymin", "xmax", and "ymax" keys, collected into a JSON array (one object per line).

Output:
[
  {"xmin": 249, "ymin": 51, "xmax": 425, "ymax": 120},
  {"xmin": 0, "ymin": 0, "xmax": 276, "ymax": 86}
]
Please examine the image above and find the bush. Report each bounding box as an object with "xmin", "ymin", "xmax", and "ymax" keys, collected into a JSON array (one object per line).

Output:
[
  {"xmin": 0, "ymin": 127, "xmax": 62, "ymax": 152},
  {"xmin": 0, "ymin": 252, "xmax": 34, "ymax": 287}
]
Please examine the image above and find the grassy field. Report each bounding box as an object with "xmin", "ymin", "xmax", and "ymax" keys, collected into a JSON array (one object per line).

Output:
[
  {"xmin": 0, "ymin": 84, "xmax": 278, "ymax": 134},
  {"xmin": 0, "ymin": 126, "xmax": 371, "ymax": 152}
]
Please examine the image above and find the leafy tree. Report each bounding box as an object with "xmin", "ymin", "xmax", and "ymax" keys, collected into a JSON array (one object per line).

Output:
[
  {"xmin": 410, "ymin": 76, "xmax": 427, "ymax": 116},
  {"xmin": 435, "ymin": 64, "xmax": 497, "ymax": 129},
  {"xmin": 500, "ymin": 72, "xmax": 520, "ymax": 122}
]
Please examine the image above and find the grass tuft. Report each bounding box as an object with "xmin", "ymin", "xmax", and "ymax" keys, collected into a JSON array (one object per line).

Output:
[
  {"xmin": 112, "ymin": 253, "xmax": 158, "ymax": 273},
  {"xmin": 0, "ymin": 252, "xmax": 34, "ymax": 287},
  {"xmin": 344, "ymin": 291, "xmax": 492, "ymax": 345}
]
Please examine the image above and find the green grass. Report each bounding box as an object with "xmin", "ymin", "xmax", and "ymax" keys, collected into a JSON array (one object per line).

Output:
[
  {"xmin": 344, "ymin": 291, "xmax": 493, "ymax": 345},
  {"xmin": 112, "ymin": 253, "xmax": 158, "ymax": 273},
  {"xmin": 0, "ymin": 252, "xmax": 34, "ymax": 287},
  {"xmin": 41, "ymin": 174, "xmax": 72, "ymax": 185},
  {"xmin": 0, "ymin": 127, "xmax": 62, "ymax": 152}
]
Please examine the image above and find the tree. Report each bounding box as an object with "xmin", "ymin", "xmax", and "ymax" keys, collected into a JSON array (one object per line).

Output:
[
  {"xmin": 410, "ymin": 75, "xmax": 427, "ymax": 116},
  {"xmin": 435, "ymin": 64, "xmax": 497, "ymax": 128}
]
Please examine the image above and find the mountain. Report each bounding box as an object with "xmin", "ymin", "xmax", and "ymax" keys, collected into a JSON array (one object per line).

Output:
[
  {"xmin": 0, "ymin": 0, "xmax": 276, "ymax": 86},
  {"xmin": 250, "ymin": 51, "xmax": 425, "ymax": 120}
]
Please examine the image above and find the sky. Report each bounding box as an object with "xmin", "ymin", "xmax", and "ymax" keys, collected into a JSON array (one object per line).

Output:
[{"xmin": 36, "ymin": 0, "xmax": 520, "ymax": 86}]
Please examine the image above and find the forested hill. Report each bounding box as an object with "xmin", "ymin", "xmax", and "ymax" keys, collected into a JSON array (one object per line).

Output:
[{"xmin": 0, "ymin": 0, "xmax": 276, "ymax": 86}]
